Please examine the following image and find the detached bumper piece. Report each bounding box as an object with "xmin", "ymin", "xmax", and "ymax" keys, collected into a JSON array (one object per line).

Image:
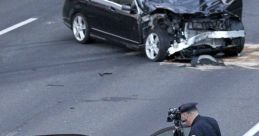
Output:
[{"xmin": 168, "ymin": 30, "xmax": 245, "ymax": 55}]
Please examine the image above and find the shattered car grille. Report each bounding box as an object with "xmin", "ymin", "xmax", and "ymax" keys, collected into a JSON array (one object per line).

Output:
[{"xmin": 188, "ymin": 19, "xmax": 230, "ymax": 31}]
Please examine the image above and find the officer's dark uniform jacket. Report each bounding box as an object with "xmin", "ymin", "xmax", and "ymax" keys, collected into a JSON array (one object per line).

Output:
[{"xmin": 189, "ymin": 115, "xmax": 221, "ymax": 136}]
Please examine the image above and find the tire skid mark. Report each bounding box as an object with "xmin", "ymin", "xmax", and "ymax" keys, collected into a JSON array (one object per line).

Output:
[{"xmin": 0, "ymin": 51, "xmax": 141, "ymax": 75}]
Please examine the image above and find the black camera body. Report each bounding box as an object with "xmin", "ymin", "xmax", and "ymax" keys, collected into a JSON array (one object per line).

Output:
[
  {"xmin": 167, "ymin": 108, "xmax": 185, "ymax": 136},
  {"xmin": 167, "ymin": 108, "xmax": 181, "ymax": 122},
  {"xmin": 167, "ymin": 108, "xmax": 182, "ymax": 128}
]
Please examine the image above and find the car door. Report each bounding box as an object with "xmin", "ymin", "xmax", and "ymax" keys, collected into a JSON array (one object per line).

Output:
[
  {"xmin": 103, "ymin": 0, "xmax": 142, "ymax": 44},
  {"xmin": 78, "ymin": 0, "xmax": 111, "ymax": 33}
]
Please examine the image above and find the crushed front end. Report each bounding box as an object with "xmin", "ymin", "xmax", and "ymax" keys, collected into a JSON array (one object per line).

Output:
[
  {"xmin": 142, "ymin": 0, "xmax": 245, "ymax": 58},
  {"xmin": 168, "ymin": 15, "xmax": 245, "ymax": 57}
]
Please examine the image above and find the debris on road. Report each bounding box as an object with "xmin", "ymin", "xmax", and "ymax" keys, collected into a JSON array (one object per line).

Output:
[
  {"xmin": 191, "ymin": 55, "xmax": 225, "ymax": 67},
  {"xmin": 47, "ymin": 84, "xmax": 65, "ymax": 87},
  {"xmin": 98, "ymin": 72, "xmax": 113, "ymax": 77},
  {"xmin": 224, "ymin": 45, "xmax": 259, "ymax": 69}
]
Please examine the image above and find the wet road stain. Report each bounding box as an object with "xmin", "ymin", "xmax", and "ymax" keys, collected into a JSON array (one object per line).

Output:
[
  {"xmin": 82, "ymin": 96, "xmax": 156, "ymax": 103},
  {"xmin": 224, "ymin": 45, "xmax": 259, "ymax": 69},
  {"xmin": 83, "ymin": 96, "xmax": 138, "ymax": 103}
]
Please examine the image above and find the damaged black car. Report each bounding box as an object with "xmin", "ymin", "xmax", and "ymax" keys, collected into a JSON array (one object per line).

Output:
[{"xmin": 63, "ymin": 0, "xmax": 245, "ymax": 62}]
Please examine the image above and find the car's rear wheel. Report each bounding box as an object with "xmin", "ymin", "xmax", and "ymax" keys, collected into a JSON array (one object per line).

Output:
[
  {"xmin": 72, "ymin": 13, "xmax": 90, "ymax": 44},
  {"xmin": 145, "ymin": 27, "xmax": 170, "ymax": 62},
  {"xmin": 224, "ymin": 20, "xmax": 245, "ymax": 56},
  {"xmin": 225, "ymin": 37, "xmax": 245, "ymax": 56}
]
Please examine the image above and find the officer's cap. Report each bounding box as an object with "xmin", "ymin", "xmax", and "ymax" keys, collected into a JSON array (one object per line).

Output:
[{"xmin": 178, "ymin": 102, "xmax": 198, "ymax": 113}]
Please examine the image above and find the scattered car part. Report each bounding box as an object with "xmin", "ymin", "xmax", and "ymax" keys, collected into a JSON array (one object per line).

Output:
[
  {"xmin": 191, "ymin": 55, "xmax": 225, "ymax": 67},
  {"xmin": 98, "ymin": 72, "xmax": 113, "ymax": 77}
]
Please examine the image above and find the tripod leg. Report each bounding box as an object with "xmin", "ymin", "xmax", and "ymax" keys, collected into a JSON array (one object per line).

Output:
[{"xmin": 173, "ymin": 129, "xmax": 185, "ymax": 136}]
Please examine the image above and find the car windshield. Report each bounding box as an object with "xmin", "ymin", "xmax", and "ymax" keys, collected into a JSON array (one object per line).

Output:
[
  {"xmin": 139, "ymin": 0, "xmax": 225, "ymax": 14},
  {"xmin": 147, "ymin": 0, "xmax": 200, "ymax": 8},
  {"xmin": 145, "ymin": 0, "xmax": 221, "ymax": 4}
]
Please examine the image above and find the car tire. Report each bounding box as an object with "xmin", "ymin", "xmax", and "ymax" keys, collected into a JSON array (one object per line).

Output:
[
  {"xmin": 145, "ymin": 27, "xmax": 170, "ymax": 62},
  {"xmin": 72, "ymin": 13, "xmax": 90, "ymax": 44},
  {"xmin": 225, "ymin": 38, "xmax": 245, "ymax": 56},
  {"xmin": 224, "ymin": 20, "xmax": 245, "ymax": 56}
]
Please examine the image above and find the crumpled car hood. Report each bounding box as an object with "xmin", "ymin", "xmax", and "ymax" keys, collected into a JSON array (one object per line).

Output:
[{"xmin": 144, "ymin": 0, "xmax": 240, "ymax": 16}]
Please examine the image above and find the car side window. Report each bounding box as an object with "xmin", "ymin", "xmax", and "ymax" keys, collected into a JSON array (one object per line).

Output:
[{"xmin": 109, "ymin": 0, "xmax": 134, "ymax": 6}]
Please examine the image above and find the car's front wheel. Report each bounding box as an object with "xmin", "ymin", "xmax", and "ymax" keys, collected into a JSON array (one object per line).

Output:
[
  {"xmin": 145, "ymin": 27, "xmax": 170, "ymax": 62},
  {"xmin": 72, "ymin": 13, "xmax": 90, "ymax": 44}
]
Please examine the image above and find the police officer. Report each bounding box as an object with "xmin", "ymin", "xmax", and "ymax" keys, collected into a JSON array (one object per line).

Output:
[{"xmin": 179, "ymin": 103, "xmax": 221, "ymax": 136}]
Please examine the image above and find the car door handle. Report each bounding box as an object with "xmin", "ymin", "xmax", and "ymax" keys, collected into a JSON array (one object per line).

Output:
[{"xmin": 109, "ymin": 6, "xmax": 116, "ymax": 12}]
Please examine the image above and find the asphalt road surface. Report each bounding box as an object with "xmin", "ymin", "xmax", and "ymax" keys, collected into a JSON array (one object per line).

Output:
[{"xmin": 0, "ymin": 0, "xmax": 259, "ymax": 136}]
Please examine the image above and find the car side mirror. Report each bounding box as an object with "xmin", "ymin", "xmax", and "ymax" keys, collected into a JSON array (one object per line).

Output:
[
  {"xmin": 121, "ymin": 5, "xmax": 131, "ymax": 11},
  {"xmin": 122, "ymin": 5, "xmax": 138, "ymax": 14}
]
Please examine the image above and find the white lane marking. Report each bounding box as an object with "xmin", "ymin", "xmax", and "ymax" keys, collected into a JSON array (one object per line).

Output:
[
  {"xmin": 0, "ymin": 18, "xmax": 37, "ymax": 36},
  {"xmin": 243, "ymin": 122, "xmax": 259, "ymax": 136}
]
